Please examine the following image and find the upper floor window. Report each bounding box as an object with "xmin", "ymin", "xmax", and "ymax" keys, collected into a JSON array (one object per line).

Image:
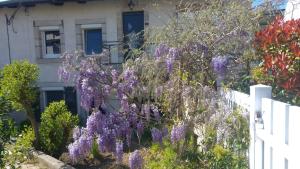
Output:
[
  {"xmin": 34, "ymin": 20, "xmax": 64, "ymax": 60},
  {"xmin": 84, "ymin": 29, "xmax": 103, "ymax": 55},
  {"xmin": 44, "ymin": 30, "xmax": 61, "ymax": 58},
  {"xmin": 81, "ymin": 24, "xmax": 103, "ymax": 56}
]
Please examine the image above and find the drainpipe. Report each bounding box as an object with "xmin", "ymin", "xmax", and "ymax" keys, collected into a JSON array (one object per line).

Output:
[{"xmin": 5, "ymin": 14, "xmax": 12, "ymax": 64}]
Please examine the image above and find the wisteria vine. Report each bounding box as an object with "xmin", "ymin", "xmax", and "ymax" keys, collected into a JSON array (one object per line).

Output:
[{"xmin": 59, "ymin": 42, "xmax": 227, "ymax": 168}]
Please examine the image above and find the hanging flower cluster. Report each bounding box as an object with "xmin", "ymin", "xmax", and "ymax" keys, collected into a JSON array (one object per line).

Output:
[
  {"xmin": 171, "ymin": 123, "xmax": 186, "ymax": 144},
  {"xmin": 129, "ymin": 150, "xmax": 143, "ymax": 169},
  {"xmin": 211, "ymin": 56, "xmax": 229, "ymax": 76},
  {"xmin": 68, "ymin": 111, "xmax": 130, "ymax": 162}
]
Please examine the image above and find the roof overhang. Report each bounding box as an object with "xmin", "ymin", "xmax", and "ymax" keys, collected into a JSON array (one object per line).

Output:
[{"xmin": 0, "ymin": 0, "xmax": 95, "ymax": 8}]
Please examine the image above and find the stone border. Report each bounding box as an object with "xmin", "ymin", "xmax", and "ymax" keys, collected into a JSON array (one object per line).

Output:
[{"xmin": 32, "ymin": 151, "xmax": 75, "ymax": 169}]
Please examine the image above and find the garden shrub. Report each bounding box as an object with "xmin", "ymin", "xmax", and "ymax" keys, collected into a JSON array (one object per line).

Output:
[
  {"xmin": 0, "ymin": 118, "xmax": 18, "ymax": 143},
  {"xmin": 0, "ymin": 95, "xmax": 12, "ymax": 116},
  {"xmin": 0, "ymin": 117, "xmax": 18, "ymax": 167},
  {"xmin": 145, "ymin": 108, "xmax": 249, "ymax": 169},
  {"xmin": 3, "ymin": 126, "xmax": 35, "ymax": 168},
  {"xmin": 145, "ymin": 141, "xmax": 189, "ymax": 169},
  {"xmin": 39, "ymin": 101, "xmax": 79, "ymax": 157},
  {"xmin": 255, "ymin": 16, "xmax": 300, "ymax": 105}
]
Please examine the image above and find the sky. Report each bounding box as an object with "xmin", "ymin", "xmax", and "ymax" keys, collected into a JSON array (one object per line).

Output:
[{"xmin": 253, "ymin": 0, "xmax": 288, "ymax": 9}]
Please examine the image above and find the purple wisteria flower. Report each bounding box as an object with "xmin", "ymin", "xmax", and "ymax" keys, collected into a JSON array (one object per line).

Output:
[
  {"xmin": 115, "ymin": 141, "xmax": 123, "ymax": 163},
  {"xmin": 126, "ymin": 129, "xmax": 132, "ymax": 147},
  {"xmin": 168, "ymin": 47, "xmax": 180, "ymax": 59},
  {"xmin": 211, "ymin": 56, "xmax": 229, "ymax": 75},
  {"xmin": 111, "ymin": 69, "xmax": 118, "ymax": 86},
  {"xmin": 103, "ymin": 85, "xmax": 111, "ymax": 96},
  {"xmin": 162, "ymin": 127, "xmax": 168, "ymax": 137},
  {"xmin": 86, "ymin": 112, "xmax": 99, "ymax": 136},
  {"xmin": 171, "ymin": 123, "xmax": 186, "ymax": 144},
  {"xmin": 155, "ymin": 43, "xmax": 169, "ymax": 58},
  {"xmin": 121, "ymin": 95, "xmax": 130, "ymax": 112},
  {"xmin": 152, "ymin": 106, "xmax": 160, "ymax": 121},
  {"xmin": 129, "ymin": 150, "xmax": 143, "ymax": 169},
  {"xmin": 72, "ymin": 126, "xmax": 81, "ymax": 140},
  {"xmin": 58, "ymin": 66, "xmax": 70, "ymax": 82},
  {"xmin": 166, "ymin": 57, "xmax": 174, "ymax": 73},
  {"xmin": 151, "ymin": 128, "xmax": 163, "ymax": 144},
  {"xmin": 142, "ymin": 104, "xmax": 150, "ymax": 122},
  {"xmin": 97, "ymin": 135, "xmax": 106, "ymax": 152},
  {"xmin": 78, "ymin": 134, "xmax": 93, "ymax": 155},
  {"xmin": 68, "ymin": 142, "xmax": 80, "ymax": 163}
]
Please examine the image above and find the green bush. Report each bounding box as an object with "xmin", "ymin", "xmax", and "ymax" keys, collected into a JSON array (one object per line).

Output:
[
  {"xmin": 0, "ymin": 118, "xmax": 18, "ymax": 167},
  {"xmin": 146, "ymin": 141, "xmax": 187, "ymax": 169},
  {"xmin": 0, "ymin": 95, "xmax": 12, "ymax": 116},
  {"xmin": 3, "ymin": 126, "xmax": 35, "ymax": 168},
  {"xmin": 0, "ymin": 118, "xmax": 18, "ymax": 143},
  {"xmin": 39, "ymin": 101, "xmax": 78, "ymax": 157},
  {"xmin": 146, "ymin": 109, "xmax": 249, "ymax": 169},
  {"xmin": 145, "ymin": 132, "xmax": 201, "ymax": 169}
]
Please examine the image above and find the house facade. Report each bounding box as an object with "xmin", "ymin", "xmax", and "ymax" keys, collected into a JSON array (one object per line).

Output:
[
  {"xmin": 284, "ymin": 0, "xmax": 300, "ymax": 20},
  {"xmin": 0, "ymin": 0, "xmax": 176, "ymax": 122}
]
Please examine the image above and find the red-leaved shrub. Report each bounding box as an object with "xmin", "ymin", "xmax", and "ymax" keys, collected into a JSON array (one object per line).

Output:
[{"xmin": 255, "ymin": 16, "xmax": 300, "ymax": 96}]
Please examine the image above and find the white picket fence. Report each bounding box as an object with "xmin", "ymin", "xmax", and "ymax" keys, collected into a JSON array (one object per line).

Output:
[{"xmin": 223, "ymin": 84, "xmax": 300, "ymax": 169}]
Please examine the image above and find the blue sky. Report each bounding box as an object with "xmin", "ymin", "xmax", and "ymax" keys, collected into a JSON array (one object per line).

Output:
[{"xmin": 253, "ymin": 0, "xmax": 288, "ymax": 9}]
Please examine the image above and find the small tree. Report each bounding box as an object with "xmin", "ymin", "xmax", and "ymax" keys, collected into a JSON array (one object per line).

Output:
[{"xmin": 0, "ymin": 60, "xmax": 40, "ymax": 143}]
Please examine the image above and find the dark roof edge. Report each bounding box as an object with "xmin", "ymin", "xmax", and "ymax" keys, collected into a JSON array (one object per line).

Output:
[{"xmin": 0, "ymin": 0, "xmax": 94, "ymax": 8}]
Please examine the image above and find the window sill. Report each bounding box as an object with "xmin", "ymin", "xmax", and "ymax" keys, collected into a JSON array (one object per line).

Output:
[{"xmin": 36, "ymin": 58, "xmax": 62, "ymax": 64}]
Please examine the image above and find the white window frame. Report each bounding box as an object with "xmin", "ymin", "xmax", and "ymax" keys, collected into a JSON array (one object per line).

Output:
[
  {"xmin": 81, "ymin": 24, "xmax": 103, "ymax": 57},
  {"xmin": 39, "ymin": 26, "xmax": 61, "ymax": 59}
]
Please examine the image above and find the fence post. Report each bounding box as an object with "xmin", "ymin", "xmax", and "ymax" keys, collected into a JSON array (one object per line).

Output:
[{"xmin": 250, "ymin": 85, "xmax": 272, "ymax": 169}]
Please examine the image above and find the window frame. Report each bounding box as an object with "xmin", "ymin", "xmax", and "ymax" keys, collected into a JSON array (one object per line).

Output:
[
  {"xmin": 81, "ymin": 24, "xmax": 103, "ymax": 57},
  {"xmin": 39, "ymin": 26, "xmax": 61, "ymax": 59}
]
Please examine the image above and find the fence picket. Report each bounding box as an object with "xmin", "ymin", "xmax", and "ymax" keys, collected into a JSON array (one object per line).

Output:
[
  {"xmin": 222, "ymin": 85, "xmax": 299, "ymax": 169},
  {"xmin": 288, "ymin": 106, "xmax": 300, "ymax": 169},
  {"xmin": 261, "ymin": 98, "xmax": 273, "ymax": 169}
]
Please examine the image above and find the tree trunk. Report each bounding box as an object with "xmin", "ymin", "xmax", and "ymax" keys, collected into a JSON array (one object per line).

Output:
[{"xmin": 28, "ymin": 115, "xmax": 39, "ymax": 146}]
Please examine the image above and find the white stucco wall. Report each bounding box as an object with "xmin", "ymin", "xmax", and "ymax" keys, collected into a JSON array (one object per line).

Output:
[
  {"xmin": 0, "ymin": 0, "xmax": 174, "ymax": 85},
  {"xmin": 284, "ymin": 0, "xmax": 300, "ymax": 20},
  {"xmin": 0, "ymin": 0, "xmax": 175, "ymax": 121}
]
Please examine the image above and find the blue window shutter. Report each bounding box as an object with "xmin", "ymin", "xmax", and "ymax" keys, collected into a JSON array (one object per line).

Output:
[
  {"xmin": 85, "ymin": 29, "xmax": 102, "ymax": 55},
  {"xmin": 64, "ymin": 87, "xmax": 77, "ymax": 115}
]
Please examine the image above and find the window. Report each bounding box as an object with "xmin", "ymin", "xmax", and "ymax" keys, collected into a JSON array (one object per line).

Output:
[
  {"xmin": 39, "ymin": 26, "xmax": 62, "ymax": 59},
  {"xmin": 34, "ymin": 20, "xmax": 64, "ymax": 60},
  {"xmin": 41, "ymin": 87, "xmax": 78, "ymax": 115},
  {"xmin": 45, "ymin": 31, "xmax": 61, "ymax": 56},
  {"xmin": 84, "ymin": 29, "xmax": 103, "ymax": 55},
  {"xmin": 45, "ymin": 90, "xmax": 64, "ymax": 107},
  {"xmin": 122, "ymin": 11, "xmax": 144, "ymax": 59}
]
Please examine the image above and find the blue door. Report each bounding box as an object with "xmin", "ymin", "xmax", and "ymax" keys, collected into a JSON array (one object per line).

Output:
[{"xmin": 123, "ymin": 11, "xmax": 144, "ymax": 57}]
